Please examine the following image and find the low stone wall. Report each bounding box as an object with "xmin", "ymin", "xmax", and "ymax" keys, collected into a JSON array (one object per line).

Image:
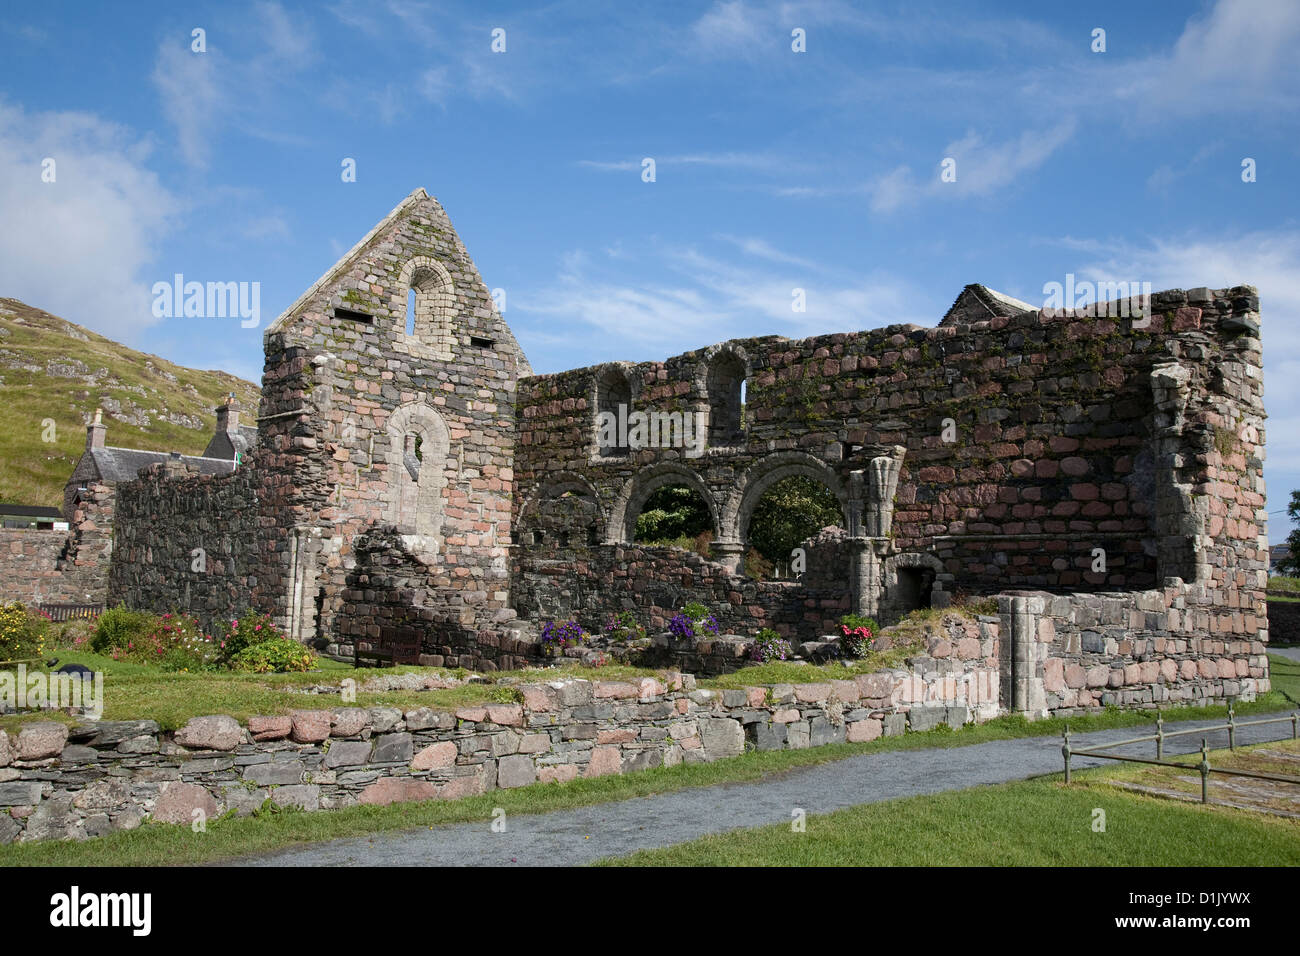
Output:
[
  {"xmin": 0, "ymin": 482, "xmax": 114, "ymax": 607},
  {"xmin": 513, "ymin": 541, "xmax": 852, "ymax": 646},
  {"xmin": 0, "ymin": 662, "xmax": 998, "ymax": 844},
  {"xmin": 650, "ymin": 611, "xmax": 1001, "ymax": 677},
  {"xmin": 1001, "ymin": 585, "xmax": 1270, "ymax": 716}
]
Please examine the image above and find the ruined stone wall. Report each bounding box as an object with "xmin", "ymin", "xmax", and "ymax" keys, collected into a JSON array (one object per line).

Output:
[
  {"xmin": 331, "ymin": 529, "xmax": 537, "ymax": 670},
  {"xmin": 105, "ymin": 190, "xmax": 527, "ymax": 647},
  {"xmin": 513, "ymin": 287, "xmax": 1263, "ymax": 647},
  {"xmin": 0, "ymin": 482, "xmax": 114, "ymax": 607},
  {"xmin": 254, "ymin": 191, "xmax": 526, "ymax": 648},
  {"xmin": 512, "ymin": 532, "xmax": 852, "ymax": 642},
  {"xmin": 107, "ymin": 460, "xmax": 271, "ymax": 624}
]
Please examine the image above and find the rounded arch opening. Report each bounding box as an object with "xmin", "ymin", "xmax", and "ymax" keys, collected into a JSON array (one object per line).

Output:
[
  {"xmin": 384, "ymin": 401, "xmax": 451, "ymax": 556},
  {"xmin": 705, "ymin": 350, "xmax": 747, "ymax": 447},
  {"xmin": 610, "ymin": 464, "xmax": 719, "ymax": 550},
  {"xmin": 595, "ymin": 366, "xmax": 633, "ymax": 457},
  {"xmin": 519, "ymin": 474, "xmax": 604, "ymax": 549},
  {"xmin": 394, "ymin": 256, "xmax": 457, "ymax": 354},
  {"xmin": 744, "ymin": 474, "xmax": 844, "ymax": 580}
]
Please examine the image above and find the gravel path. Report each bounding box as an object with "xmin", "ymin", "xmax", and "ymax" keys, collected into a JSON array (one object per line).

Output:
[{"xmin": 231, "ymin": 709, "xmax": 1299, "ymax": 867}]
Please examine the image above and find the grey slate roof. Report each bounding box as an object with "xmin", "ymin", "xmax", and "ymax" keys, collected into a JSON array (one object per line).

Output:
[
  {"xmin": 0, "ymin": 503, "xmax": 64, "ymax": 519},
  {"xmin": 940, "ymin": 284, "xmax": 1036, "ymax": 327},
  {"xmin": 89, "ymin": 447, "xmax": 237, "ymax": 483},
  {"xmin": 203, "ymin": 424, "xmax": 258, "ymax": 460}
]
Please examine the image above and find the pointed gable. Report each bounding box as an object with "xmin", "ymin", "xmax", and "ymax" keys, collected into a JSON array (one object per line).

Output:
[
  {"xmin": 940, "ymin": 284, "xmax": 1036, "ymax": 327},
  {"xmin": 267, "ymin": 188, "xmax": 531, "ymax": 374}
]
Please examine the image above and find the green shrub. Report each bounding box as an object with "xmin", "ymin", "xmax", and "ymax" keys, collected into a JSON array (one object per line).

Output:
[
  {"xmin": 139, "ymin": 613, "xmax": 220, "ymax": 672},
  {"xmin": 218, "ymin": 612, "xmax": 288, "ymax": 664},
  {"xmin": 487, "ymin": 686, "xmax": 525, "ymax": 705},
  {"xmin": 91, "ymin": 604, "xmax": 158, "ymax": 655},
  {"xmin": 0, "ymin": 602, "xmax": 49, "ymax": 663},
  {"xmin": 228, "ymin": 636, "xmax": 316, "ymax": 673}
]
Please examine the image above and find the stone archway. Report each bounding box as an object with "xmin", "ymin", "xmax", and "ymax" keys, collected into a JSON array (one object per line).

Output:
[
  {"xmin": 607, "ymin": 462, "xmax": 719, "ymax": 545},
  {"xmin": 392, "ymin": 256, "xmax": 457, "ymax": 358},
  {"xmin": 384, "ymin": 401, "xmax": 451, "ymax": 559},
  {"xmin": 518, "ymin": 473, "xmax": 605, "ymax": 547},
  {"xmin": 723, "ymin": 451, "xmax": 851, "ymax": 546}
]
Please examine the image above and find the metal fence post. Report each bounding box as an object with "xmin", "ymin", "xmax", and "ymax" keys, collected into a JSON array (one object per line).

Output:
[
  {"xmin": 1199, "ymin": 738, "xmax": 1210, "ymax": 804},
  {"xmin": 1292, "ymin": 711, "xmax": 1298, "ymax": 740},
  {"xmin": 1062, "ymin": 725, "xmax": 1072, "ymax": 785},
  {"xmin": 1227, "ymin": 701, "xmax": 1236, "ymax": 750},
  {"xmin": 1156, "ymin": 711, "xmax": 1164, "ymax": 760}
]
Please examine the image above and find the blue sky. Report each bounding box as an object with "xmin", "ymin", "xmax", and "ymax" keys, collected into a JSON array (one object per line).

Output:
[{"xmin": 2, "ymin": 1, "xmax": 1298, "ymax": 523}]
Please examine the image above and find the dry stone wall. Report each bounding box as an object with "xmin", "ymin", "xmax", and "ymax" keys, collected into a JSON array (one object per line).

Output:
[
  {"xmin": 0, "ymin": 661, "xmax": 998, "ymax": 844},
  {"xmin": 1001, "ymin": 585, "xmax": 1270, "ymax": 715}
]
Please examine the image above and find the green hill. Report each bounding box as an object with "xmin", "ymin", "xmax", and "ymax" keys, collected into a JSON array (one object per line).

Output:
[{"xmin": 0, "ymin": 298, "xmax": 260, "ymax": 509}]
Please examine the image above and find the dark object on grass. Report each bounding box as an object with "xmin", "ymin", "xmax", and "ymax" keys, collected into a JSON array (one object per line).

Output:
[{"xmin": 45, "ymin": 658, "xmax": 95, "ymax": 678}]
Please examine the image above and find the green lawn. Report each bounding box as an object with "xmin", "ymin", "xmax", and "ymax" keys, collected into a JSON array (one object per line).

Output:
[{"xmin": 598, "ymin": 744, "xmax": 1300, "ymax": 866}]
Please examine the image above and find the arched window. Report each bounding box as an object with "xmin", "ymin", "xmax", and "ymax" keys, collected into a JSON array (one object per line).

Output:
[
  {"xmin": 706, "ymin": 351, "xmax": 746, "ymax": 446},
  {"xmin": 595, "ymin": 367, "xmax": 633, "ymax": 457},
  {"xmin": 395, "ymin": 257, "xmax": 457, "ymax": 357}
]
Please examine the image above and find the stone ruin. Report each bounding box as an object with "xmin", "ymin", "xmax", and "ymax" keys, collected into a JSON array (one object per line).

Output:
[{"xmin": 2, "ymin": 187, "xmax": 1270, "ymax": 718}]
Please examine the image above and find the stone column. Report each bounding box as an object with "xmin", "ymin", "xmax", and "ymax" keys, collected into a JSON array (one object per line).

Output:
[
  {"xmin": 850, "ymin": 539, "xmax": 881, "ymax": 618},
  {"xmin": 710, "ymin": 539, "xmax": 745, "ymax": 574},
  {"xmin": 1000, "ymin": 593, "xmax": 1047, "ymax": 718}
]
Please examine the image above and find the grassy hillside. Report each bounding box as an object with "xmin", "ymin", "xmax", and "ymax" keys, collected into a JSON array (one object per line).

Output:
[{"xmin": 0, "ymin": 298, "xmax": 260, "ymax": 508}]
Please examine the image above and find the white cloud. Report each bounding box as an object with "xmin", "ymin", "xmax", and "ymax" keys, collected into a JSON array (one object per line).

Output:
[
  {"xmin": 515, "ymin": 235, "xmax": 926, "ymax": 364},
  {"xmin": 868, "ymin": 120, "xmax": 1077, "ymax": 213},
  {"xmin": 691, "ymin": 1, "xmax": 770, "ymax": 57},
  {"xmin": 0, "ymin": 101, "xmax": 178, "ymax": 341},
  {"xmin": 151, "ymin": 2, "xmax": 318, "ymax": 167},
  {"xmin": 151, "ymin": 42, "xmax": 223, "ymax": 170},
  {"xmin": 1115, "ymin": 0, "xmax": 1300, "ymax": 117}
]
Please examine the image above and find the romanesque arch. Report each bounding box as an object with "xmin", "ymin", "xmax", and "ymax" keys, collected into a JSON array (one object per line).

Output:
[
  {"xmin": 393, "ymin": 256, "xmax": 457, "ymax": 357},
  {"xmin": 723, "ymin": 451, "xmax": 851, "ymax": 544},
  {"xmin": 607, "ymin": 462, "xmax": 719, "ymax": 544},
  {"xmin": 384, "ymin": 401, "xmax": 451, "ymax": 558},
  {"xmin": 517, "ymin": 472, "xmax": 605, "ymax": 547},
  {"xmin": 694, "ymin": 343, "xmax": 752, "ymax": 449}
]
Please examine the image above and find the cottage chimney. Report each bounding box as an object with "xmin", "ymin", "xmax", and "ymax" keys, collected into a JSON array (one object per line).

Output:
[
  {"xmin": 215, "ymin": 392, "xmax": 240, "ymax": 437},
  {"xmin": 86, "ymin": 407, "xmax": 106, "ymax": 451}
]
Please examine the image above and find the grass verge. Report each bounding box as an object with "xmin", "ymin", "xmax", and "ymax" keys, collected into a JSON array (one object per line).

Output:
[{"xmin": 598, "ymin": 739, "xmax": 1300, "ymax": 866}]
